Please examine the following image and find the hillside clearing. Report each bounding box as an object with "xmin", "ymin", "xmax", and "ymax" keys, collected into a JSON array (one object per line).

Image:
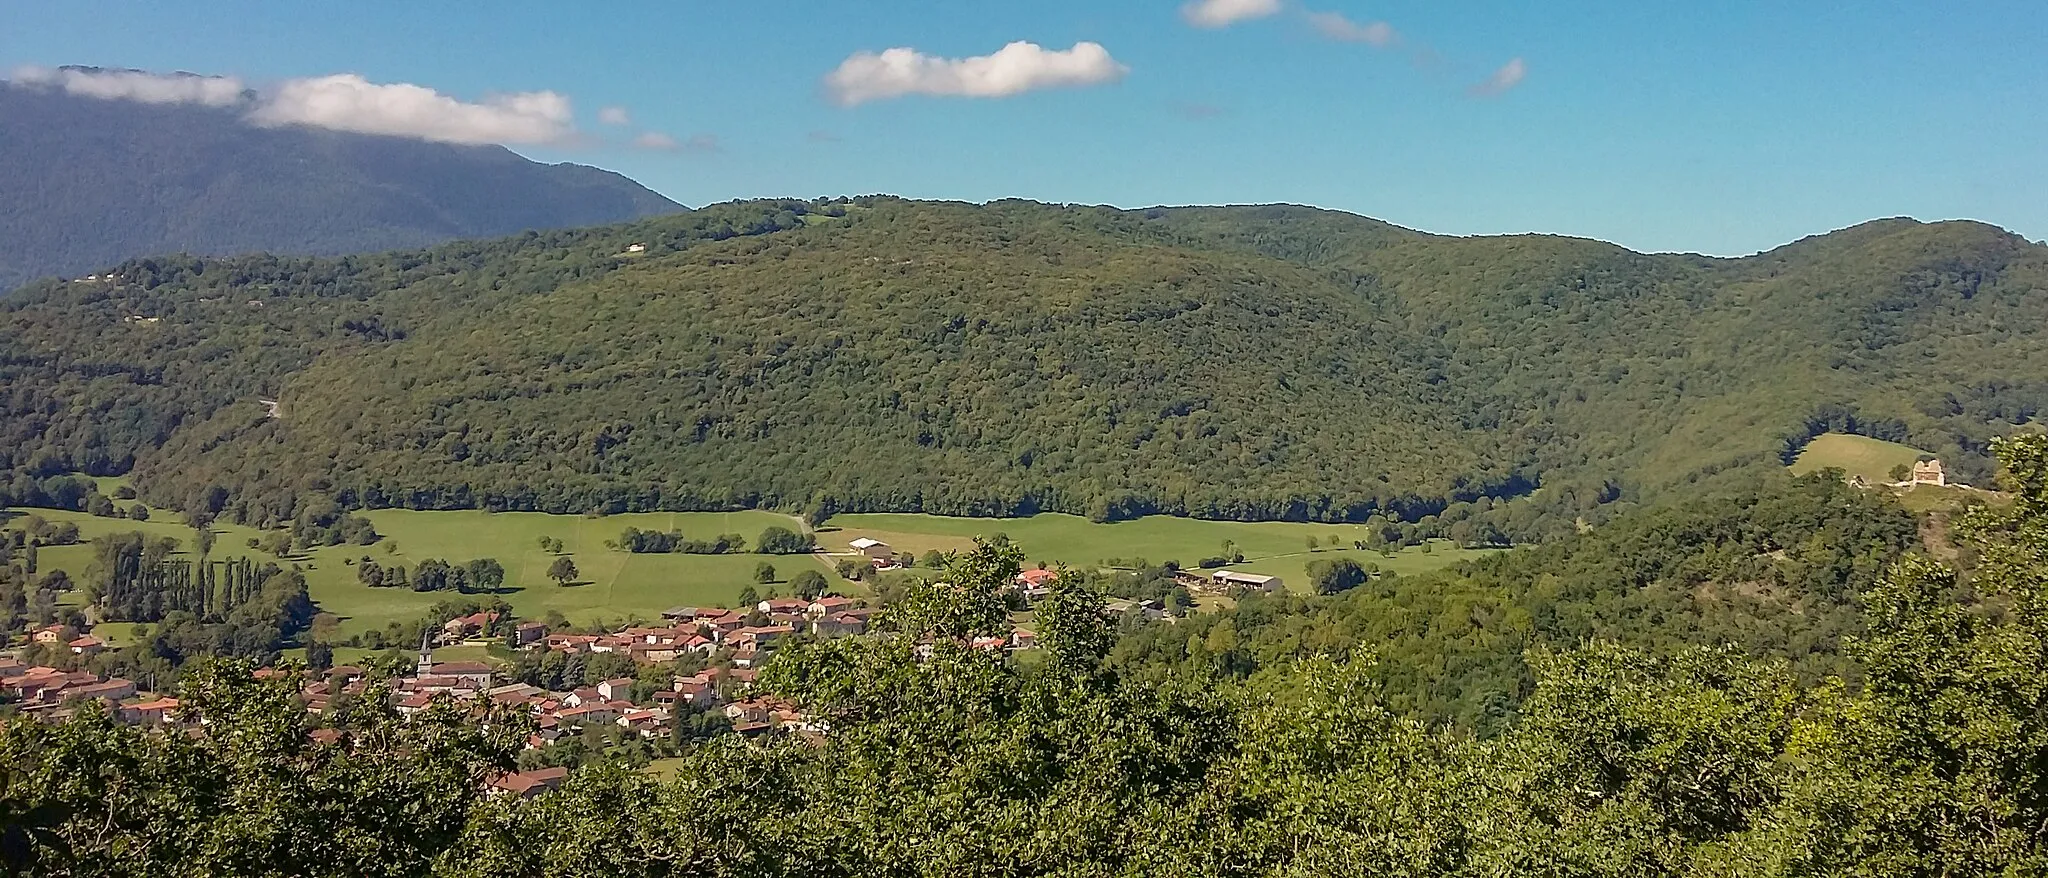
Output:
[{"xmin": 1789, "ymin": 433, "xmax": 1931, "ymax": 484}]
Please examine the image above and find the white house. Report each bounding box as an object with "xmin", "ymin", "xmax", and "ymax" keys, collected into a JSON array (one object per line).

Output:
[
  {"xmin": 596, "ymin": 677, "xmax": 636, "ymax": 702},
  {"xmin": 849, "ymin": 538, "xmax": 892, "ymax": 560}
]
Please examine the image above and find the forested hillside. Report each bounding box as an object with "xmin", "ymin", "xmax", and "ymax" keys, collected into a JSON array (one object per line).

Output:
[
  {"xmin": 0, "ymin": 78, "xmax": 680, "ymax": 291},
  {"xmin": 2, "ymin": 197, "xmax": 2044, "ymax": 535}
]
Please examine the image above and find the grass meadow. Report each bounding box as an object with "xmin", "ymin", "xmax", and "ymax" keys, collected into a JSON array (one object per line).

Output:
[
  {"xmin": 14, "ymin": 501, "xmax": 1497, "ymax": 642},
  {"xmin": 1789, "ymin": 433, "xmax": 1931, "ymax": 484},
  {"xmin": 10, "ymin": 506, "xmax": 834, "ymax": 640},
  {"xmin": 824, "ymin": 512, "xmax": 1491, "ymax": 592}
]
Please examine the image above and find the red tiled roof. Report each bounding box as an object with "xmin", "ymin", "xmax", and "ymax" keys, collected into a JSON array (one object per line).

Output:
[{"xmin": 429, "ymin": 663, "xmax": 494, "ymax": 678}]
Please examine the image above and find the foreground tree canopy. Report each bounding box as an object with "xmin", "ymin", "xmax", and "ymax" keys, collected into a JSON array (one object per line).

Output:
[
  {"xmin": 5, "ymin": 435, "xmax": 2048, "ymax": 876},
  {"xmin": 3, "ymin": 198, "xmax": 2044, "ymax": 541}
]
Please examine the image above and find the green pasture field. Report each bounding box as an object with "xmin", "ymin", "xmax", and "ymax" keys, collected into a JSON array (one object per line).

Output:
[
  {"xmin": 1788, "ymin": 433, "xmax": 1931, "ymax": 484},
  {"xmin": 11, "ymin": 501, "xmax": 1492, "ymax": 639},
  {"xmin": 1225, "ymin": 542, "xmax": 1496, "ymax": 592},
  {"xmin": 824, "ymin": 512, "xmax": 1491, "ymax": 592},
  {"xmin": 4, "ymin": 506, "xmax": 835, "ymax": 639}
]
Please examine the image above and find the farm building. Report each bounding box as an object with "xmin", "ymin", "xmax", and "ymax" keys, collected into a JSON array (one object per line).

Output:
[
  {"xmin": 849, "ymin": 537, "xmax": 892, "ymax": 560},
  {"xmin": 1210, "ymin": 571, "xmax": 1284, "ymax": 593},
  {"xmin": 1912, "ymin": 459, "xmax": 1947, "ymax": 486}
]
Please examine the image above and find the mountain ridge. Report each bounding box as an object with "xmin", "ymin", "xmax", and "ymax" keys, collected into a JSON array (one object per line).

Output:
[{"xmin": 0, "ymin": 81, "xmax": 683, "ymax": 291}]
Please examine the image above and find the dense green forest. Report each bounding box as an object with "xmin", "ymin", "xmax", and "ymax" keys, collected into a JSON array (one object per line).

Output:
[
  {"xmin": 5, "ymin": 435, "xmax": 2048, "ymax": 876},
  {"xmin": 1111, "ymin": 470, "xmax": 1923, "ymax": 732},
  {"xmin": 0, "ymin": 75, "xmax": 681, "ymax": 292},
  {"xmin": 3, "ymin": 197, "xmax": 2044, "ymax": 538}
]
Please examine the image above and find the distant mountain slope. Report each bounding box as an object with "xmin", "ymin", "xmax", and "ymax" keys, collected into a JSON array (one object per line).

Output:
[
  {"xmin": 0, "ymin": 81, "xmax": 682, "ymax": 291},
  {"xmin": 1, "ymin": 198, "xmax": 2042, "ymax": 539}
]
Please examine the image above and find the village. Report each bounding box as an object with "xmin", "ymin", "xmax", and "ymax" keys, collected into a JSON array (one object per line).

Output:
[{"xmin": 0, "ymin": 546, "xmax": 1287, "ymax": 797}]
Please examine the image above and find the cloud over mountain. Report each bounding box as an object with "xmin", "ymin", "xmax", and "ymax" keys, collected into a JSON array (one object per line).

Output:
[
  {"xmin": 247, "ymin": 74, "xmax": 575, "ymax": 145},
  {"xmin": 8, "ymin": 65, "xmax": 579, "ymax": 146},
  {"xmin": 10, "ymin": 65, "xmax": 246, "ymax": 106},
  {"xmin": 824, "ymin": 41, "xmax": 1127, "ymax": 106}
]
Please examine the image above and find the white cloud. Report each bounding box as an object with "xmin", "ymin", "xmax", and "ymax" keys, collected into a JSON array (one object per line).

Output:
[
  {"xmin": 634, "ymin": 132, "xmax": 719, "ymax": 154},
  {"xmin": 9, "ymin": 65, "xmax": 246, "ymax": 106},
  {"xmin": 1305, "ymin": 11, "xmax": 1396, "ymax": 47},
  {"xmin": 824, "ymin": 41, "xmax": 1127, "ymax": 106},
  {"xmin": 597, "ymin": 105, "xmax": 632, "ymax": 126},
  {"xmin": 632, "ymin": 132, "xmax": 678, "ymax": 150},
  {"xmin": 1182, "ymin": 0, "xmax": 1282, "ymax": 28},
  {"xmin": 1469, "ymin": 57, "xmax": 1528, "ymax": 96},
  {"xmin": 246, "ymin": 74, "xmax": 574, "ymax": 145}
]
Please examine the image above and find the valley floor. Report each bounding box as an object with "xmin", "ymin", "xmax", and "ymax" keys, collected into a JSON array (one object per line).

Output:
[{"xmin": 10, "ymin": 503, "xmax": 1486, "ymax": 642}]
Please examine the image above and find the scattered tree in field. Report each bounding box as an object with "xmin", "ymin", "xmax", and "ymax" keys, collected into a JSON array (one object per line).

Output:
[
  {"xmin": 306, "ymin": 641, "xmax": 333, "ymax": 671},
  {"xmin": 736, "ymin": 585, "xmax": 759, "ymax": 609},
  {"xmin": 1306, "ymin": 557, "xmax": 1369, "ymax": 595},
  {"xmin": 1890, "ymin": 462, "xmax": 1912, "ymax": 482},
  {"xmin": 546, "ymin": 556, "xmax": 578, "ymax": 587},
  {"xmin": 754, "ymin": 562, "xmax": 777, "ymax": 584},
  {"xmin": 790, "ymin": 569, "xmax": 829, "ymax": 601},
  {"xmin": 465, "ymin": 558, "xmax": 506, "ymax": 592}
]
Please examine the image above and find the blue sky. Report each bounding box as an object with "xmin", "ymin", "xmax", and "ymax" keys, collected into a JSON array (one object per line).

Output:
[{"xmin": 6, "ymin": 0, "xmax": 2043, "ymax": 255}]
